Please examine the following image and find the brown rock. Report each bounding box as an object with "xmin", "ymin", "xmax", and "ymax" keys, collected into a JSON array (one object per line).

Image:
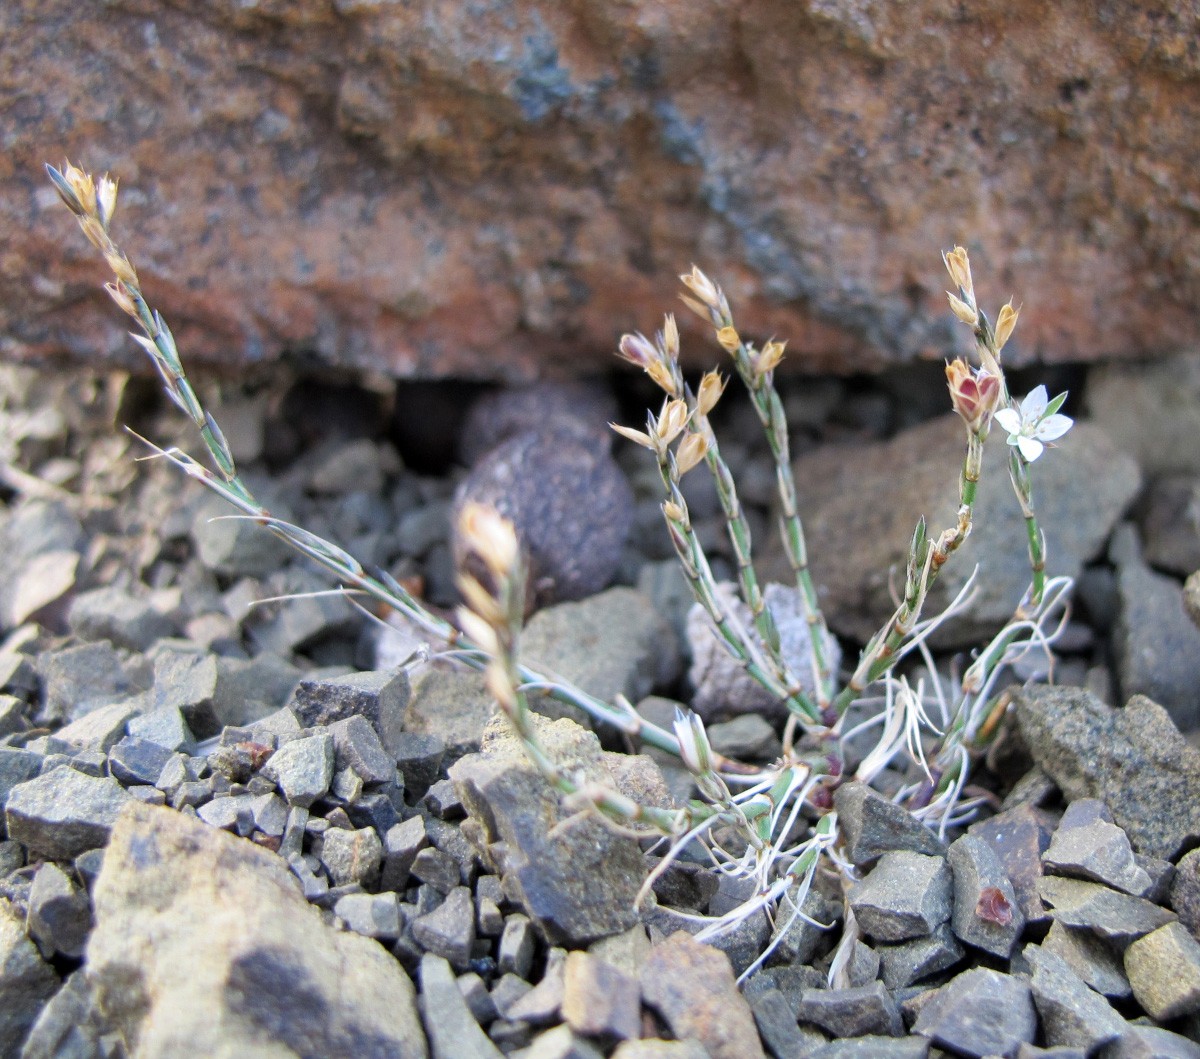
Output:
[
  {"xmin": 14, "ymin": 3, "xmax": 1200, "ymax": 380},
  {"xmin": 640, "ymin": 931, "xmax": 765, "ymax": 1059}
]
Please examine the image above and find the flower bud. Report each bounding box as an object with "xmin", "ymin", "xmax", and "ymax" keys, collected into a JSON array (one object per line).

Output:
[
  {"xmin": 656, "ymin": 399, "xmax": 689, "ymax": 445},
  {"xmin": 946, "ymin": 291, "xmax": 978, "ymax": 327},
  {"xmin": 946, "ymin": 358, "xmax": 1001, "ymax": 434},
  {"xmin": 943, "ymin": 245, "xmax": 973, "ymax": 297},
  {"xmin": 673, "ymin": 707, "xmax": 713, "ymax": 775},
  {"xmin": 675, "ymin": 432, "xmax": 709, "ymax": 476},
  {"xmin": 696, "ymin": 371, "xmax": 726, "ymax": 417},
  {"xmin": 610, "ymin": 422, "xmax": 655, "ymax": 449},
  {"xmin": 756, "ymin": 339, "xmax": 786, "ymax": 376},
  {"xmin": 680, "ymin": 266, "xmax": 720, "ymax": 311},
  {"xmin": 994, "ymin": 300, "xmax": 1020, "ymax": 351},
  {"xmin": 661, "ymin": 313, "xmax": 679, "ymax": 360},
  {"xmin": 618, "ymin": 331, "xmax": 657, "ymax": 369},
  {"xmin": 716, "ymin": 326, "xmax": 740, "ymax": 353},
  {"xmin": 96, "ymin": 175, "xmax": 119, "ymax": 231}
]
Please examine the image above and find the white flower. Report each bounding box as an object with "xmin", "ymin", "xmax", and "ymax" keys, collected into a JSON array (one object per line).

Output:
[{"xmin": 994, "ymin": 385, "xmax": 1073, "ymax": 462}]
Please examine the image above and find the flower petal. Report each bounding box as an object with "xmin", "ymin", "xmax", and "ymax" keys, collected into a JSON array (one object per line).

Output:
[
  {"xmin": 1017, "ymin": 435, "xmax": 1045, "ymax": 462},
  {"xmin": 1021, "ymin": 385, "xmax": 1049, "ymax": 419},
  {"xmin": 1034, "ymin": 413, "xmax": 1073, "ymax": 442},
  {"xmin": 994, "ymin": 408, "xmax": 1022, "ymax": 435}
]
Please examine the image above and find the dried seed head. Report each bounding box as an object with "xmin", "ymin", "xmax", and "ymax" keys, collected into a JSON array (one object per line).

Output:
[
  {"xmin": 457, "ymin": 501, "xmax": 519, "ymax": 575},
  {"xmin": 104, "ymin": 251, "xmax": 138, "ymax": 288},
  {"xmin": 661, "ymin": 313, "xmax": 679, "ymax": 360},
  {"xmin": 105, "ymin": 281, "xmax": 139, "ymax": 319},
  {"xmin": 696, "ymin": 370, "xmax": 726, "ymax": 417},
  {"xmin": 715, "ymin": 325, "xmax": 740, "ymax": 354},
  {"xmin": 646, "ymin": 359, "xmax": 677, "ymax": 395},
  {"xmin": 946, "ymin": 291, "xmax": 978, "ymax": 327},
  {"xmin": 64, "ymin": 164, "xmax": 98, "ymax": 219},
  {"xmin": 943, "ymin": 245, "xmax": 974, "ymax": 299},
  {"xmin": 610, "ymin": 422, "xmax": 655, "ymax": 449},
  {"xmin": 455, "ymin": 605, "xmax": 500, "ymax": 655},
  {"xmin": 994, "ymin": 299, "xmax": 1020, "ymax": 351},
  {"xmin": 673, "ymin": 707, "xmax": 713, "ymax": 775},
  {"xmin": 618, "ymin": 331, "xmax": 657, "ymax": 369},
  {"xmin": 675, "ymin": 432, "xmax": 709, "ymax": 476},
  {"xmin": 661, "ymin": 500, "xmax": 686, "ymax": 523},
  {"xmin": 96, "ymin": 175, "xmax": 119, "ymax": 231},
  {"xmin": 756, "ymin": 339, "xmax": 786, "ymax": 376},
  {"xmin": 656, "ymin": 398, "xmax": 689, "ymax": 445},
  {"xmin": 680, "ymin": 266, "xmax": 720, "ymax": 312}
]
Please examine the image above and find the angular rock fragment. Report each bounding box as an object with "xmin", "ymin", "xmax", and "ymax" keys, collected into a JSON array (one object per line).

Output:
[
  {"xmin": 1025, "ymin": 943, "xmax": 1127, "ymax": 1052},
  {"xmin": 849, "ymin": 850, "xmax": 952, "ymax": 942},
  {"xmin": 834, "ymin": 782, "xmax": 947, "ymax": 866},
  {"xmin": 968, "ymin": 803, "xmax": 1054, "ymax": 923},
  {"xmin": 562, "ymin": 950, "xmax": 641, "ymax": 1044},
  {"xmin": 411, "ymin": 885, "xmax": 476, "ymax": 971},
  {"xmin": 450, "ymin": 714, "xmax": 646, "ymax": 945},
  {"xmin": 87, "ymin": 803, "xmax": 427, "ymax": 1058},
  {"xmin": 6, "ymin": 767, "xmax": 130, "ymax": 861},
  {"xmin": 0, "ymin": 897, "xmax": 59, "ymax": 1057},
  {"xmin": 261, "ymin": 732, "xmax": 334, "ymax": 808},
  {"xmin": 640, "ymin": 932, "xmax": 765, "ymax": 1059},
  {"xmin": 1037, "ymin": 875, "xmax": 1175, "ymax": 947},
  {"xmin": 876, "ymin": 923, "xmax": 963, "ymax": 989},
  {"xmin": 27, "ymin": 861, "xmax": 92, "ymax": 960},
  {"xmin": 1015, "ymin": 686, "xmax": 1200, "ymax": 859},
  {"xmin": 1124, "ymin": 921, "xmax": 1200, "ymax": 1021},
  {"xmin": 1044, "ymin": 805, "xmax": 1153, "ymax": 896},
  {"xmin": 290, "ymin": 669, "xmax": 410, "ymax": 754},
  {"xmin": 947, "ymin": 834, "xmax": 1025, "ymax": 958},
  {"xmin": 796, "ymin": 981, "xmax": 903, "ymax": 1038},
  {"xmin": 1042, "ymin": 920, "xmax": 1131, "ymax": 1000},
  {"xmin": 420, "ymin": 952, "xmax": 502, "ymax": 1059},
  {"xmin": 912, "ymin": 967, "xmax": 1036, "ymax": 1059}
]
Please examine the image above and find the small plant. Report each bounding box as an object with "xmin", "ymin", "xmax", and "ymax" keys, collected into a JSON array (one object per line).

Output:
[{"xmin": 46, "ymin": 162, "xmax": 1074, "ymax": 978}]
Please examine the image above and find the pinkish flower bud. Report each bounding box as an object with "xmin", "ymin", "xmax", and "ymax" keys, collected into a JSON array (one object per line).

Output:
[{"xmin": 946, "ymin": 358, "xmax": 1001, "ymax": 434}]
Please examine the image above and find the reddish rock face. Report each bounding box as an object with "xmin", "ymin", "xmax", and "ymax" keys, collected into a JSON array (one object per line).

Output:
[{"xmin": 6, "ymin": 1, "xmax": 1199, "ymax": 379}]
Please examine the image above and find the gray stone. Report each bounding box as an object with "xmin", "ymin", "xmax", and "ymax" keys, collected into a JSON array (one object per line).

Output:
[
  {"xmin": 392, "ymin": 731, "xmax": 446, "ymax": 799},
  {"xmin": 3, "ymin": 550, "xmax": 78, "ymax": 630},
  {"xmin": 0, "ymin": 747, "xmax": 44, "ymax": 811},
  {"xmin": 6, "ymin": 767, "xmax": 130, "ymax": 860},
  {"xmin": 498, "ymin": 913, "xmax": 536, "ymax": 978},
  {"xmin": 125, "ymin": 707, "xmax": 194, "ymax": 753},
  {"xmin": 1140, "ymin": 474, "xmax": 1200, "ymax": 576},
  {"xmin": 18, "ymin": 967, "xmax": 115, "ymax": 1059},
  {"xmin": 849, "ymin": 851, "xmax": 952, "ymax": 942},
  {"xmin": 450, "ymin": 714, "xmax": 645, "ymax": 946},
  {"xmin": 1044, "ymin": 813, "xmax": 1152, "ymax": 896},
  {"xmin": 55, "ymin": 700, "xmax": 137, "ymax": 754},
  {"xmin": 1038, "ymin": 875, "xmax": 1175, "ymax": 947},
  {"xmin": 108, "ymin": 736, "xmax": 175, "ymax": 787},
  {"xmin": 750, "ymin": 987, "xmax": 816, "ymax": 1059},
  {"xmin": 562, "ymin": 950, "xmax": 641, "ymax": 1044},
  {"xmin": 687, "ymin": 581, "xmax": 842, "ymax": 722},
  {"xmin": 913, "ymin": 967, "xmax": 1036, "ymax": 1059},
  {"xmin": 1111, "ymin": 524, "xmax": 1200, "ymax": 730},
  {"xmin": 404, "ymin": 670, "xmax": 494, "ymax": 761},
  {"xmin": 1099, "ymin": 1024, "xmax": 1200, "ymax": 1058},
  {"xmin": 453, "ymin": 429, "xmax": 633, "ymax": 608},
  {"xmin": 0, "ymin": 897, "xmax": 59, "ymax": 1059},
  {"xmin": 876, "ymin": 923, "xmax": 964, "ymax": 989},
  {"xmin": 1014, "ymin": 686, "xmax": 1200, "ymax": 860},
  {"xmin": 326, "ymin": 714, "xmax": 396, "ymax": 786},
  {"xmin": 706, "ymin": 714, "xmax": 783, "ymax": 762},
  {"xmin": 490, "ymin": 971, "xmax": 535, "ymax": 1019},
  {"xmin": 640, "ymin": 931, "xmax": 765, "ymax": 1059},
  {"xmin": 244, "ymin": 567, "xmax": 358, "ymax": 655},
  {"xmin": 290, "ymin": 668, "xmax": 410, "ymax": 756},
  {"xmin": 412, "ymin": 885, "xmax": 476, "ymax": 971},
  {"xmin": 609, "ymin": 1041, "xmax": 713, "ymax": 1059},
  {"xmin": 809, "ymin": 1039, "xmax": 929, "ymax": 1059},
  {"xmin": 197, "ymin": 794, "xmax": 254, "ymax": 835},
  {"xmin": 335, "ymin": 891, "xmax": 403, "ymax": 940},
  {"xmin": 423, "ymin": 778, "xmax": 464, "ymax": 819},
  {"xmin": 0, "ymin": 694, "xmax": 27, "ymax": 738},
  {"xmin": 261, "ymin": 732, "xmax": 335, "ymax": 808},
  {"xmin": 67, "ymin": 585, "xmax": 174, "ymax": 652},
  {"xmin": 319, "ymin": 824, "xmax": 383, "ymax": 887},
  {"xmin": 87, "ymin": 802, "xmax": 426, "ymax": 1058},
  {"xmin": 505, "ymin": 947, "xmax": 567, "ymax": 1025},
  {"xmin": 247, "ymin": 792, "xmax": 288, "ymax": 837},
  {"xmin": 647, "ymin": 857, "xmax": 719, "ymax": 913},
  {"xmin": 190, "ymin": 489, "xmax": 291, "ymax": 578},
  {"xmin": 26, "ymin": 861, "xmax": 91, "ymax": 960},
  {"xmin": 765, "ymin": 886, "xmax": 840, "ymax": 967},
  {"xmin": 947, "ymin": 834, "xmax": 1025, "ymax": 958},
  {"xmin": 834, "ymin": 782, "xmax": 947, "ymax": 867},
  {"xmin": 520, "ymin": 587, "xmax": 679, "ymax": 724},
  {"xmin": 147, "ymin": 646, "xmax": 225, "ymax": 737},
  {"xmin": 797, "ymin": 981, "xmax": 903, "ymax": 1038},
  {"xmin": 381, "ymin": 814, "xmax": 429, "ymax": 893},
  {"xmin": 1025, "ymin": 943, "xmax": 1127, "ymax": 1052},
  {"xmin": 1042, "ymin": 921, "xmax": 1132, "ymax": 1000},
  {"xmin": 457, "ymin": 971, "xmax": 497, "ymax": 1026},
  {"xmin": 775, "ymin": 416, "xmax": 1140, "ymax": 646},
  {"xmin": 37, "ymin": 641, "xmax": 141, "ymax": 723},
  {"xmin": 1124, "ymin": 921, "xmax": 1200, "ymax": 1020},
  {"xmin": 969, "ymin": 803, "xmax": 1054, "ymax": 923},
  {"xmin": 410, "ymin": 846, "xmax": 460, "ymax": 895}
]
